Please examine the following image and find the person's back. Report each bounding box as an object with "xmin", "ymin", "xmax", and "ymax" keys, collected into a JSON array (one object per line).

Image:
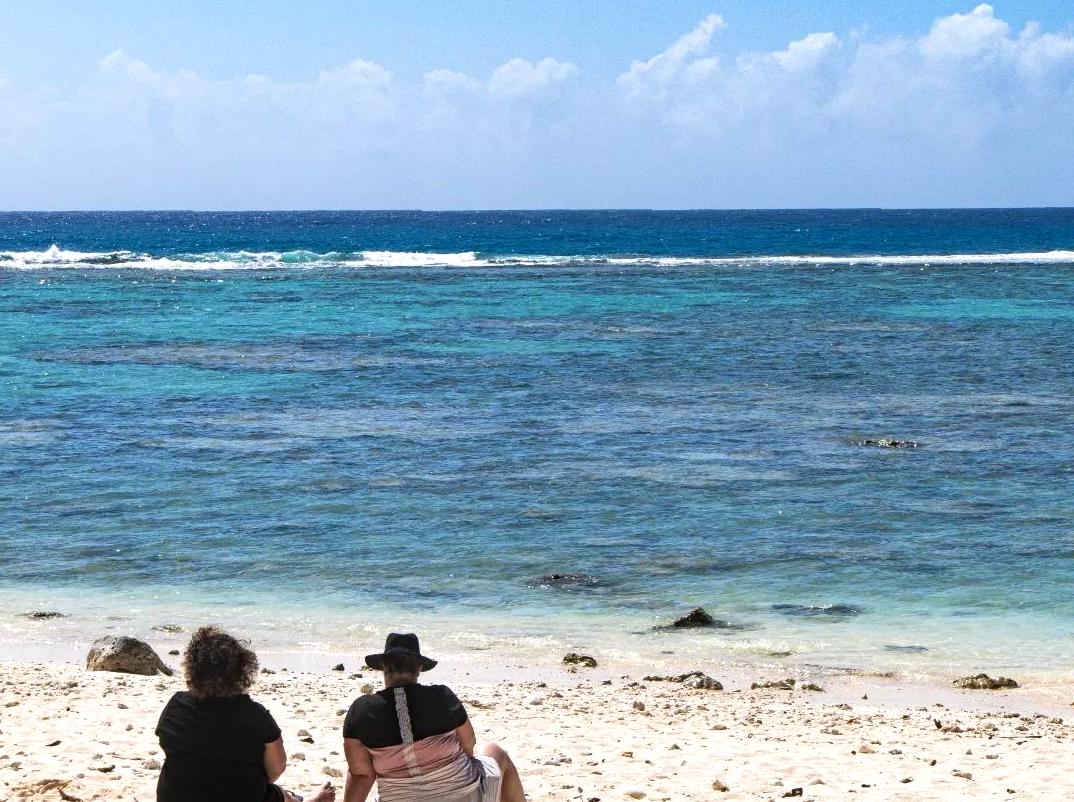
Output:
[
  {"xmin": 155, "ymin": 626, "xmax": 335, "ymax": 802},
  {"xmin": 157, "ymin": 691, "xmax": 280, "ymax": 801},
  {"xmin": 341, "ymin": 633, "xmax": 525, "ymax": 802},
  {"xmin": 345, "ymin": 682, "xmax": 480, "ymax": 796}
]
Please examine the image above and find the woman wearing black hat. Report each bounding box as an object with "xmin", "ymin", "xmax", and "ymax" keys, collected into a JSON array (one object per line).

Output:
[{"xmin": 340, "ymin": 633, "xmax": 525, "ymax": 802}]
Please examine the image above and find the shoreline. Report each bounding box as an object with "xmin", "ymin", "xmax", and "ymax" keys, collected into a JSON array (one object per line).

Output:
[
  {"xmin": 7, "ymin": 587, "xmax": 1074, "ymax": 690},
  {"xmin": 5, "ymin": 602, "xmax": 1074, "ymax": 718},
  {"xmin": 2, "ymin": 635, "xmax": 1071, "ymax": 717}
]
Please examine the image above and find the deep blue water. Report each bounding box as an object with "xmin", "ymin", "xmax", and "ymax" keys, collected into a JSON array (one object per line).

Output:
[
  {"xmin": 2, "ymin": 210, "xmax": 1074, "ymax": 671},
  {"xmin": 2, "ymin": 208, "xmax": 1074, "ymax": 259}
]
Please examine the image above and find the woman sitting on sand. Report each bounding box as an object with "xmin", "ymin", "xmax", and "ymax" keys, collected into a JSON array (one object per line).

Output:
[
  {"xmin": 155, "ymin": 626, "xmax": 335, "ymax": 802},
  {"xmin": 341, "ymin": 633, "xmax": 525, "ymax": 802}
]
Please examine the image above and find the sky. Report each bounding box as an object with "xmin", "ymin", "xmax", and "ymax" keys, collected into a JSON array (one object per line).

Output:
[{"xmin": 1, "ymin": 1, "xmax": 1073, "ymax": 209}]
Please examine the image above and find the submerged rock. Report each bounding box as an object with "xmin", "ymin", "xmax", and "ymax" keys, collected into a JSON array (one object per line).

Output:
[
  {"xmin": 529, "ymin": 573, "xmax": 601, "ymax": 590},
  {"xmin": 751, "ymin": 678, "xmax": 796, "ymax": 690},
  {"xmin": 86, "ymin": 636, "xmax": 174, "ymax": 676},
  {"xmin": 562, "ymin": 653, "xmax": 598, "ymax": 668},
  {"xmin": 772, "ymin": 604, "xmax": 862, "ymax": 618},
  {"xmin": 653, "ymin": 606, "xmax": 747, "ymax": 632},
  {"xmin": 20, "ymin": 611, "xmax": 66, "ymax": 619},
  {"xmin": 673, "ymin": 607, "xmax": 715, "ymax": 628},
  {"xmin": 856, "ymin": 438, "xmax": 918, "ymax": 449},
  {"xmin": 885, "ymin": 644, "xmax": 929, "ymax": 654},
  {"xmin": 152, "ymin": 624, "xmax": 184, "ymax": 633},
  {"xmin": 953, "ymin": 673, "xmax": 1018, "ymax": 690}
]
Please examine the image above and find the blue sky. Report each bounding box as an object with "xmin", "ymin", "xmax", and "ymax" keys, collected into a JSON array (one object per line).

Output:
[{"xmin": 2, "ymin": 1, "xmax": 1073, "ymax": 208}]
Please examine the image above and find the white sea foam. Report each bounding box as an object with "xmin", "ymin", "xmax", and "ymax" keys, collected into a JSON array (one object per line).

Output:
[{"xmin": 2, "ymin": 245, "xmax": 1074, "ymax": 270}]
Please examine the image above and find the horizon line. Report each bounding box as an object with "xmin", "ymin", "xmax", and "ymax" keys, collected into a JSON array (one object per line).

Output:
[{"xmin": 1, "ymin": 206, "xmax": 1074, "ymax": 214}]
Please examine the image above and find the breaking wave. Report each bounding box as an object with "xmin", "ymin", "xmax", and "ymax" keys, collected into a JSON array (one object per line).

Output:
[{"xmin": 2, "ymin": 243, "xmax": 1074, "ymax": 270}]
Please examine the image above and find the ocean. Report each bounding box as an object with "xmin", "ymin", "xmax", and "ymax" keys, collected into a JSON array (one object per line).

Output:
[{"xmin": 2, "ymin": 209, "xmax": 1073, "ymax": 678}]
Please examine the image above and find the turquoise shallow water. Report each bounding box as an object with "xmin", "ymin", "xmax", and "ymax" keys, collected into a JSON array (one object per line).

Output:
[{"xmin": 2, "ymin": 210, "xmax": 1074, "ymax": 677}]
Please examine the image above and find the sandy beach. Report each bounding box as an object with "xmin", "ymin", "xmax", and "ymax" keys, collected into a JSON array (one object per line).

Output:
[{"xmin": 2, "ymin": 650, "xmax": 1072, "ymax": 802}]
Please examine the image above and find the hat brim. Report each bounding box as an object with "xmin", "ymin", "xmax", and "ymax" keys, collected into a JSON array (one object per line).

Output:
[{"xmin": 365, "ymin": 652, "xmax": 437, "ymax": 672}]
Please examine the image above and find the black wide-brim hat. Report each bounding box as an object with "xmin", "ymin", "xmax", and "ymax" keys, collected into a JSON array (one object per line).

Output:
[{"xmin": 365, "ymin": 632, "xmax": 438, "ymax": 672}]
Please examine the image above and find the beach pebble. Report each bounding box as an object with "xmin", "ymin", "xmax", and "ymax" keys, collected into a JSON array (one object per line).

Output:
[
  {"xmin": 953, "ymin": 674, "xmax": 1018, "ymax": 690},
  {"xmin": 563, "ymin": 653, "xmax": 598, "ymax": 668}
]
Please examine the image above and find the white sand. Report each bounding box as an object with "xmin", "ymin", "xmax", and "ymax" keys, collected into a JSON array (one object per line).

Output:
[{"xmin": 1, "ymin": 657, "xmax": 1073, "ymax": 801}]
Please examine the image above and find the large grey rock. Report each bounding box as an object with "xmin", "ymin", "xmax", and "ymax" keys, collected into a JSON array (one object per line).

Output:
[{"xmin": 86, "ymin": 636, "xmax": 174, "ymax": 676}]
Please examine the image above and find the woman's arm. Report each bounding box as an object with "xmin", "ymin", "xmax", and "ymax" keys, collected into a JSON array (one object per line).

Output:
[
  {"xmin": 263, "ymin": 737, "xmax": 287, "ymax": 783},
  {"xmin": 343, "ymin": 738, "xmax": 376, "ymax": 802},
  {"xmin": 455, "ymin": 719, "xmax": 477, "ymax": 757}
]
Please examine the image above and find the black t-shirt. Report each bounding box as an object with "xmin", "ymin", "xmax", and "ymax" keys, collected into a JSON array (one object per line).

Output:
[
  {"xmin": 343, "ymin": 683, "xmax": 467, "ymax": 748},
  {"xmin": 155, "ymin": 691, "xmax": 282, "ymax": 802}
]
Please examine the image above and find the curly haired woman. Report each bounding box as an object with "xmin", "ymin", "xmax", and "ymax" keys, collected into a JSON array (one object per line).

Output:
[{"xmin": 155, "ymin": 626, "xmax": 335, "ymax": 802}]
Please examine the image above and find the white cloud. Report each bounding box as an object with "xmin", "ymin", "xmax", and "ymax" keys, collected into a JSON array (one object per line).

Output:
[
  {"xmin": 773, "ymin": 32, "xmax": 840, "ymax": 71},
  {"xmin": 607, "ymin": 7, "xmax": 1074, "ymax": 205},
  {"xmin": 487, "ymin": 57, "xmax": 576, "ymax": 99},
  {"xmin": 617, "ymin": 14, "xmax": 725, "ymax": 95},
  {"xmin": 318, "ymin": 59, "xmax": 393, "ymax": 88},
  {"xmin": 99, "ymin": 49, "xmax": 157, "ymax": 82},
  {"xmin": 920, "ymin": 3, "xmax": 1009, "ymax": 59},
  {"xmin": 423, "ymin": 69, "xmax": 480, "ymax": 93},
  {"xmin": 1, "ymin": 7, "xmax": 1074, "ymax": 209},
  {"xmin": 1017, "ymin": 29, "xmax": 1074, "ymax": 76}
]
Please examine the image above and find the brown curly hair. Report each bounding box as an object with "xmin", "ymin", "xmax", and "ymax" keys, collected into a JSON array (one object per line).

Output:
[{"xmin": 183, "ymin": 626, "xmax": 259, "ymax": 698}]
